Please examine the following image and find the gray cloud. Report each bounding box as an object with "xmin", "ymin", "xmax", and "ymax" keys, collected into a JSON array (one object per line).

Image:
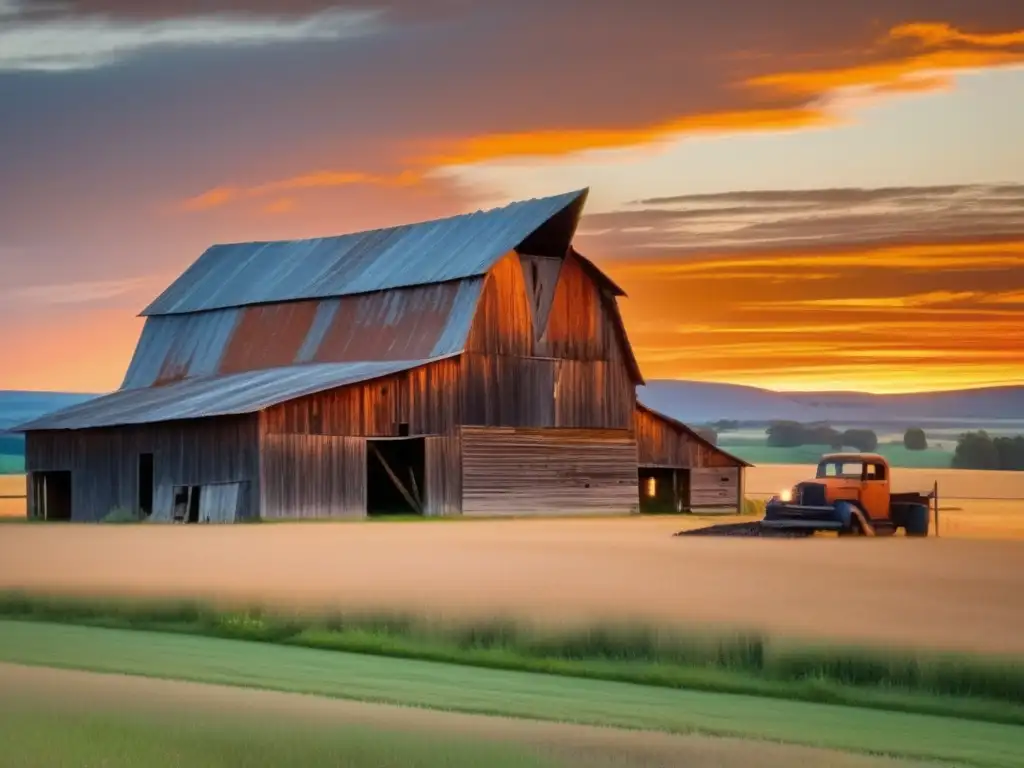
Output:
[
  {"xmin": 0, "ymin": 5, "xmax": 383, "ymax": 71},
  {"xmin": 581, "ymin": 184, "xmax": 1024, "ymax": 255}
]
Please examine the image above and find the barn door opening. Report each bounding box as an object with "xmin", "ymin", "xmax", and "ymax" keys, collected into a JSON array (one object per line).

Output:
[
  {"xmin": 367, "ymin": 438, "xmax": 425, "ymax": 516},
  {"xmin": 31, "ymin": 471, "xmax": 72, "ymax": 521},
  {"xmin": 638, "ymin": 467, "xmax": 678, "ymax": 514},
  {"xmin": 172, "ymin": 485, "xmax": 202, "ymax": 523},
  {"xmin": 137, "ymin": 453, "xmax": 154, "ymax": 518}
]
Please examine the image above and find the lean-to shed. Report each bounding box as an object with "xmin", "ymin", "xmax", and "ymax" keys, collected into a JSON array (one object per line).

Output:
[{"xmin": 634, "ymin": 403, "xmax": 751, "ymax": 512}]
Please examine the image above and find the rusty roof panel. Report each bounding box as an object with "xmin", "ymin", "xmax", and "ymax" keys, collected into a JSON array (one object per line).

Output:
[
  {"xmin": 296, "ymin": 300, "xmax": 340, "ymax": 363},
  {"xmin": 218, "ymin": 301, "xmax": 320, "ymax": 375},
  {"xmin": 16, "ymin": 359, "xmax": 449, "ymax": 432},
  {"xmin": 312, "ymin": 278, "xmax": 482, "ymax": 363},
  {"xmin": 121, "ymin": 310, "xmax": 240, "ymax": 389},
  {"xmin": 142, "ymin": 189, "xmax": 587, "ymax": 316}
]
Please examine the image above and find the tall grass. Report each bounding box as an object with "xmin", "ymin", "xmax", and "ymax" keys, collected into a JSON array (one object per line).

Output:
[{"xmin": 1, "ymin": 590, "xmax": 1022, "ymax": 725}]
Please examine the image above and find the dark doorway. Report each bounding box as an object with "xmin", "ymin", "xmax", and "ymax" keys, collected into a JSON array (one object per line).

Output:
[
  {"xmin": 172, "ymin": 485, "xmax": 202, "ymax": 523},
  {"xmin": 137, "ymin": 453, "xmax": 154, "ymax": 518},
  {"xmin": 32, "ymin": 471, "xmax": 72, "ymax": 521},
  {"xmin": 367, "ymin": 438, "xmax": 425, "ymax": 516},
  {"xmin": 638, "ymin": 467, "xmax": 680, "ymax": 514}
]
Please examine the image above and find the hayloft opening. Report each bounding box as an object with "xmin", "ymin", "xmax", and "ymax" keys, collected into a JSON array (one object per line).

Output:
[
  {"xmin": 638, "ymin": 467, "xmax": 681, "ymax": 514},
  {"xmin": 31, "ymin": 471, "xmax": 72, "ymax": 521},
  {"xmin": 367, "ymin": 438, "xmax": 425, "ymax": 516},
  {"xmin": 138, "ymin": 453, "xmax": 154, "ymax": 518}
]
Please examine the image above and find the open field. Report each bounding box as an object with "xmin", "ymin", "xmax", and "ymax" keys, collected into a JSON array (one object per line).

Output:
[
  {"xmin": 0, "ymin": 474, "xmax": 24, "ymax": 517},
  {"xmin": 725, "ymin": 442, "xmax": 954, "ymax": 468},
  {"xmin": 4, "ymin": 625, "xmax": 1022, "ymax": 767},
  {"xmin": 2, "ymin": 518, "xmax": 1024, "ymax": 655}
]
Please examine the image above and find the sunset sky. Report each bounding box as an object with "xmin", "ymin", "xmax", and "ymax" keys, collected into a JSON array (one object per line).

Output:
[{"xmin": 1, "ymin": 0, "xmax": 1022, "ymax": 395}]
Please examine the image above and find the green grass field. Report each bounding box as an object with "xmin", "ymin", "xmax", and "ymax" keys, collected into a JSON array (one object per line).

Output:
[
  {"xmin": 1, "ymin": 621, "xmax": 1022, "ymax": 767},
  {"xmin": 0, "ymin": 453, "xmax": 23, "ymax": 474},
  {"xmin": 1, "ymin": 696, "xmax": 560, "ymax": 768},
  {"xmin": 717, "ymin": 439, "xmax": 954, "ymax": 468},
  {"xmin": 1, "ymin": 592, "xmax": 1023, "ymax": 725}
]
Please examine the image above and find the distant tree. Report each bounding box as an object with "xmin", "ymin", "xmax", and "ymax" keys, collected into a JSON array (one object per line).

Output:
[
  {"xmin": 903, "ymin": 427, "xmax": 928, "ymax": 451},
  {"xmin": 842, "ymin": 429, "xmax": 878, "ymax": 453},
  {"xmin": 994, "ymin": 436, "xmax": 1024, "ymax": 471},
  {"xmin": 952, "ymin": 431, "xmax": 1001, "ymax": 470},
  {"xmin": 695, "ymin": 427, "xmax": 718, "ymax": 446},
  {"xmin": 766, "ymin": 421, "xmax": 805, "ymax": 447},
  {"xmin": 712, "ymin": 419, "xmax": 740, "ymax": 432},
  {"xmin": 808, "ymin": 424, "xmax": 843, "ymax": 449}
]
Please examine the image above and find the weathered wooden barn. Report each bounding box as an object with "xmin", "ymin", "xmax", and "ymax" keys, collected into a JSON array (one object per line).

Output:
[
  {"xmin": 17, "ymin": 188, "xmax": 659, "ymax": 522},
  {"xmin": 634, "ymin": 404, "xmax": 751, "ymax": 513}
]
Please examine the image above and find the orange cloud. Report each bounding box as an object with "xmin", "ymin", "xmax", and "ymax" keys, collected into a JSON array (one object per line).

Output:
[
  {"xmin": 890, "ymin": 23, "xmax": 1024, "ymax": 49},
  {"xmin": 263, "ymin": 197, "xmax": 297, "ymax": 214},
  {"xmin": 181, "ymin": 21, "xmax": 1024, "ymax": 211},
  {"xmin": 418, "ymin": 108, "xmax": 830, "ymax": 167},
  {"xmin": 182, "ymin": 169, "xmax": 422, "ymax": 211}
]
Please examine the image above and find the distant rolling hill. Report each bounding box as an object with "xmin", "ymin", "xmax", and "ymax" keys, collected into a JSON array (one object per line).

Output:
[{"xmin": 637, "ymin": 381, "xmax": 1024, "ymax": 427}]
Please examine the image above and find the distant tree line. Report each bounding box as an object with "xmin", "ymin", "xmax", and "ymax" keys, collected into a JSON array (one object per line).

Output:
[
  {"xmin": 903, "ymin": 427, "xmax": 928, "ymax": 451},
  {"xmin": 952, "ymin": 431, "xmax": 1024, "ymax": 471},
  {"xmin": 765, "ymin": 421, "xmax": 877, "ymax": 452}
]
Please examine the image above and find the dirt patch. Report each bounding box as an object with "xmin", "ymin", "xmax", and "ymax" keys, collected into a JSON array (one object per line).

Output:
[
  {"xmin": 0, "ymin": 663, "xmax": 935, "ymax": 768},
  {"xmin": 2, "ymin": 517, "xmax": 1023, "ymax": 655}
]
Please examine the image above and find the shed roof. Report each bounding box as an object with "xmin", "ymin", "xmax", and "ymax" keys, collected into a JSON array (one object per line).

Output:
[
  {"xmin": 12, "ymin": 359, "xmax": 448, "ymax": 432},
  {"xmin": 635, "ymin": 401, "xmax": 753, "ymax": 467},
  {"xmin": 143, "ymin": 189, "xmax": 588, "ymax": 317}
]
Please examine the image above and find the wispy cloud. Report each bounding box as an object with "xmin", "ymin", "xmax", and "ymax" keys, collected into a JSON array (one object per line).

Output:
[
  {"xmin": 0, "ymin": 6, "xmax": 383, "ymax": 72},
  {"xmin": 1, "ymin": 276, "xmax": 157, "ymax": 305},
  {"xmin": 582, "ymin": 184, "xmax": 1024, "ymax": 257}
]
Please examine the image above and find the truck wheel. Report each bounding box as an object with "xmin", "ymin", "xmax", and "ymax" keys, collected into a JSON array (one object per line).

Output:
[{"xmin": 903, "ymin": 504, "xmax": 930, "ymax": 537}]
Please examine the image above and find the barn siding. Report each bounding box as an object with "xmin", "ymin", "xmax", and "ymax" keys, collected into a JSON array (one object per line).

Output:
[
  {"xmin": 465, "ymin": 251, "xmax": 534, "ymax": 357},
  {"xmin": 424, "ymin": 434, "xmax": 462, "ymax": 516},
  {"xmin": 635, "ymin": 407, "xmax": 738, "ymax": 468},
  {"xmin": 259, "ymin": 433, "xmax": 366, "ymax": 519},
  {"xmin": 690, "ymin": 467, "xmax": 741, "ymax": 507},
  {"xmin": 24, "ymin": 416, "xmax": 260, "ymax": 522},
  {"xmin": 460, "ymin": 426, "xmax": 638, "ymax": 516},
  {"xmin": 262, "ymin": 357, "xmax": 462, "ymax": 437}
]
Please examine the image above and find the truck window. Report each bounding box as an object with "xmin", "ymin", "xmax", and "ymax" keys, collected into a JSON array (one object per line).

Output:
[
  {"xmin": 865, "ymin": 462, "xmax": 887, "ymax": 480},
  {"xmin": 816, "ymin": 460, "xmax": 864, "ymax": 479}
]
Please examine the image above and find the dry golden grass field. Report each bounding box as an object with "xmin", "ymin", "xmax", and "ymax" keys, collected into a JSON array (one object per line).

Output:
[
  {"xmin": 3, "ymin": 513, "xmax": 1024, "ymax": 655},
  {"xmin": 0, "ymin": 475, "xmax": 24, "ymax": 517}
]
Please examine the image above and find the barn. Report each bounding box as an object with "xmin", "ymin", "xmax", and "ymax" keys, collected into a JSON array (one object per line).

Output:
[
  {"xmin": 634, "ymin": 403, "xmax": 751, "ymax": 513},
  {"xmin": 16, "ymin": 188, "xmax": 661, "ymax": 522}
]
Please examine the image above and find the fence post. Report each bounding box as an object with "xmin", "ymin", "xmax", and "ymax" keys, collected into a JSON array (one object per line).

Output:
[{"xmin": 933, "ymin": 481, "xmax": 939, "ymax": 537}]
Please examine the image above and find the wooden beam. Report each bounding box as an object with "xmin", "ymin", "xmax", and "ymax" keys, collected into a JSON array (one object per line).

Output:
[
  {"xmin": 408, "ymin": 467, "xmax": 423, "ymax": 511},
  {"xmin": 369, "ymin": 443, "xmax": 422, "ymax": 515}
]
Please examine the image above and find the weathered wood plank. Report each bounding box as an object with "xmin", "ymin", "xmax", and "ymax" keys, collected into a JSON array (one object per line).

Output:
[
  {"xmin": 460, "ymin": 426, "xmax": 638, "ymax": 516},
  {"xmin": 260, "ymin": 433, "xmax": 366, "ymax": 519}
]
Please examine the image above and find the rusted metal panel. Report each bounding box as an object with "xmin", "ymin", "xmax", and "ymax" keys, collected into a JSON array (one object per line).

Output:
[
  {"xmin": 123, "ymin": 281, "xmax": 482, "ymax": 387},
  {"xmin": 218, "ymin": 301, "xmax": 320, "ymax": 375},
  {"xmin": 260, "ymin": 433, "xmax": 366, "ymax": 519},
  {"xmin": 142, "ymin": 190, "xmax": 588, "ymax": 316},
  {"xmin": 460, "ymin": 426, "xmax": 638, "ymax": 516},
  {"xmin": 635, "ymin": 404, "xmax": 750, "ymax": 469},
  {"xmin": 314, "ymin": 279, "xmax": 483, "ymax": 362},
  {"xmin": 424, "ymin": 433, "xmax": 461, "ymax": 516},
  {"xmin": 122, "ymin": 310, "xmax": 241, "ymax": 389},
  {"xmin": 24, "ymin": 416, "xmax": 260, "ymax": 522},
  {"xmin": 15, "ymin": 359, "xmax": 446, "ymax": 432},
  {"xmin": 261, "ymin": 356, "xmax": 462, "ymax": 437},
  {"xmin": 464, "ymin": 252, "xmax": 533, "ymax": 356}
]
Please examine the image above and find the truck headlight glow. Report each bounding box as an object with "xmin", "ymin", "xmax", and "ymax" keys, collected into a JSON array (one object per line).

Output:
[{"xmin": 780, "ymin": 488, "xmax": 793, "ymax": 503}]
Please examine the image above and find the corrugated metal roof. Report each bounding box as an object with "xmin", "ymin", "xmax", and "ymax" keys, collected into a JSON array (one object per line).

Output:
[
  {"xmin": 143, "ymin": 189, "xmax": 588, "ymax": 316},
  {"xmin": 17, "ymin": 359, "xmax": 450, "ymax": 432},
  {"xmin": 121, "ymin": 279, "xmax": 483, "ymax": 389}
]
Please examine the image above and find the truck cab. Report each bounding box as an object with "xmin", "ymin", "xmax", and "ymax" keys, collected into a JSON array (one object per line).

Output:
[{"xmin": 811, "ymin": 453, "xmax": 891, "ymax": 522}]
